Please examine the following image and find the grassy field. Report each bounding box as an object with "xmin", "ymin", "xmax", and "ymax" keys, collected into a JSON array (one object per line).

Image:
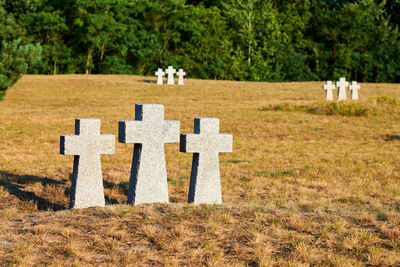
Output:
[{"xmin": 0, "ymin": 75, "xmax": 399, "ymax": 266}]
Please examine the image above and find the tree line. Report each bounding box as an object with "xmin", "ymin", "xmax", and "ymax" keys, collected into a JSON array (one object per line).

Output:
[{"xmin": 1, "ymin": 0, "xmax": 399, "ymax": 99}]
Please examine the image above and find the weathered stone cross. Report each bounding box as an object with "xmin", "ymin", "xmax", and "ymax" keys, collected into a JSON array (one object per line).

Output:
[
  {"xmin": 119, "ymin": 104, "xmax": 180, "ymax": 205},
  {"xmin": 180, "ymin": 118, "xmax": 233, "ymax": 204},
  {"xmin": 165, "ymin": 66, "xmax": 176, "ymax": 85},
  {"xmin": 155, "ymin": 68, "xmax": 165, "ymax": 85},
  {"xmin": 336, "ymin": 77, "xmax": 349, "ymax": 101},
  {"xmin": 60, "ymin": 119, "xmax": 115, "ymax": 209},
  {"xmin": 323, "ymin": 81, "xmax": 335, "ymax": 101},
  {"xmin": 176, "ymin": 69, "xmax": 186, "ymax": 85},
  {"xmin": 349, "ymin": 81, "xmax": 360, "ymax": 100}
]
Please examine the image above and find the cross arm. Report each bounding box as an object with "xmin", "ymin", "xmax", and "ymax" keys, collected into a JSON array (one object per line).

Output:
[
  {"xmin": 180, "ymin": 133, "xmax": 202, "ymax": 153},
  {"xmin": 97, "ymin": 134, "xmax": 115, "ymax": 155},
  {"xmin": 60, "ymin": 135, "xmax": 83, "ymax": 155},
  {"xmin": 118, "ymin": 120, "xmax": 145, "ymax": 144},
  {"xmin": 218, "ymin": 134, "xmax": 233, "ymax": 153},
  {"xmin": 163, "ymin": 120, "xmax": 180, "ymax": 143}
]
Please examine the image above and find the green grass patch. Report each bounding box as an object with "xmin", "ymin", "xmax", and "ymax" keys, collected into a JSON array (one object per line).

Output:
[
  {"xmin": 262, "ymin": 101, "xmax": 370, "ymax": 117},
  {"xmin": 225, "ymin": 159, "xmax": 250, "ymax": 164},
  {"xmin": 167, "ymin": 177, "xmax": 184, "ymax": 186},
  {"xmin": 376, "ymin": 96, "xmax": 397, "ymax": 106},
  {"xmin": 256, "ymin": 170, "xmax": 294, "ymax": 177}
]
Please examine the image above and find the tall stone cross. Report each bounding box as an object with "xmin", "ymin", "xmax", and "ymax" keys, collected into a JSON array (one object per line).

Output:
[
  {"xmin": 349, "ymin": 81, "xmax": 360, "ymax": 100},
  {"xmin": 323, "ymin": 81, "xmax": 335, "ymax": 101},
  {"xmin": 180, "ymin": 118, "xmax": 233, "ymax": 204},
  {"xmin": 60, "ymin": 119, "xmax": 115, "ymax": 209},
  {"xmin": 119, "ymin": 104, "xmax": 180, "ymax": 205},
  {"xmin": 155, "ymin": 68, "xmax": 165, "ymax": 85},
  {"xmin": 176, "ymin": 69, "xmax": 186, "ymax": 85},
  {"xmin": 165, "ymin": 66, "xmax": 176, "ymax": 85},
  {"xmin": 336, "ymin": 77, "xmax": 349, "ymax": 101}
]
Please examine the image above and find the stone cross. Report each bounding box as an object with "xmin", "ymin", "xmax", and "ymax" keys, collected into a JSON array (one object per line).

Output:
[
  {"xmin": 60, "ymin": 119, "xmax": 115, "ymax": 209},
  {"xmin": 176, "ymin": 69, "xmax": 186, "ymax": 85},
  {"xmin": 336, "ymin": 77, "xmax": 349, "ymax": 101},
  {"xmin": 180, "ymin": 118, "xmax": 233, "ymax": 204},
  {"xmin": 349, "ymin": 81, "xmax": 360, "ymax": 100},
  {"xmin": 155, "ymin": 68, "xmax": 165, "ymax": 85},
  {"xmin": 119, "ymin": 104, "xmax": 180, "ymax": 205},
  {"xmin": 323, "ymin": 81, "xmax": 335, "ymax": 101},
  {"xmin": 165, "ymin": 66, "xmax": 176, "ymax": 85}
]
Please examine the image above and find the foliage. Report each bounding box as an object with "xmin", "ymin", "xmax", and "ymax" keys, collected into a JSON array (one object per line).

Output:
[
  {"xmin": 1, "ymin": 0, "xmax": 400, "ymax": 86},
  {"xmin": 0, "ymin": 40, "xmax": 41, "ymax": 100},
  {"xmin": 0, "ymin": 1, "xmax": 42, "ymax": 100}
]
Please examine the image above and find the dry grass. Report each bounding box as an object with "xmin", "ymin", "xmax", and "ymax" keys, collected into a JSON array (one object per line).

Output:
[{"xmin": 0, "ymin": 75, "xmax": 399, "ymax": 266}]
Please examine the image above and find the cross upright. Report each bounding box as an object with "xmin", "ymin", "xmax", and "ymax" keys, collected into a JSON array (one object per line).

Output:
[
  {"xmin": 349, "ymin": 81, "xmax": 360, "ymax": 100},
  {"xmin": 323, "ymin": 81, "xmax": 335, "ymax": 101},
  {"xmin": 336, "ymin": 77, "xmax": 349, "ymax": 101},
  {"xmin": 155, "ymin": 68, "xmax": 165, "ymax": 85},
  {"xmin": 165, "ymin": 66, "xmax": 176, "ymax": 85},
  {"xmin": 119, "ymin": 104, "xmax": 180, "ymax": 205},
  {"xmin": 176, "ymin": 69, "xmax": 186, "ymax": 85},
  {"xmin": 180, "ymin": 118, "xmax": 233, "ymax": 204},
  {"xmin": 60, "ymin": 119, "xmax": 115, "ymax": 209}
]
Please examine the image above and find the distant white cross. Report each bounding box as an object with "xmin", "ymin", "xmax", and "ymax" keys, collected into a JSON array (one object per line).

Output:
[
  {"xmin": 323, "ymin": 81, "xmax": 335, "ymax": 101},
  {"xmin": 165, "ymin": 66, "xmax": 176, "ymax": 85},
  {"xmin": 336, "ymin": 77, "xmax": 349, "ymax": 101},
  {"xmin": 119, "ymin": 104, "xmax": 180, "ymax": 205},
  {"xmin": 349, "ymin": 81, "xmax": 360, "ymax": 100},
  {"xmin": 155, "ymin": 68, "xmax": 165, "ymax": 85},
  {"xmin": 180, "ymin": 118, "xmax": 233, "ymax": 204},
  {"xmin": 60, "ymin": 119, "xmax": 115, "ymax": 209},
  {"xmin": 176, "ymin": 69, "xmax": 186, "ymax": 85}
]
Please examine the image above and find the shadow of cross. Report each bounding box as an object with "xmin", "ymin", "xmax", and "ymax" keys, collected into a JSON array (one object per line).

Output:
[
  {"xmin": 180, "ymin": 118, "xmax": 233, "ymax": 204},
  {"xmin": 60, "ymin": 119, "xmax": 115, "ymax": 209},
  {"xmin": 119, "ymin": 104, "xmax": 180, "ymax": 205}
]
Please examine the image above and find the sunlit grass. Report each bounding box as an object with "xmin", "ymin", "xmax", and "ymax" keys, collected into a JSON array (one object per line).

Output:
[{"xmin": 0, "ymin": 75, "xmax": 399, "ymax": 265}]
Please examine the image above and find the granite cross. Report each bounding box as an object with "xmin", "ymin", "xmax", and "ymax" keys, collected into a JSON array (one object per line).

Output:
[
  {"xmin": 180, "ymin": 118, "xmax": 233, "ymax": 204},
  {"xmin": 119, "ymin": 104, "xmax": 180, "ymax": 205},
  {"xmin": 155, "ymin": 68, "xmax": 165, "ymax": 85},
  {"xmin": 336, "ymin": 77, "xmax": 349, "ymax": 101},
  {"xmin": 165, "ymin": 66, "xmax": 176, "ymax": 85},
  {"xmin": 60, "ymin": 119, "xmax": 115, "ymax": 209},
  {"xmin": 176, "ymin": 69, "xmax": 186, "ymax": 85},
  {"xmin": 349, "ymin": 81, "xmax": 360, "ymax": 100},
  {"xmin": 323, "ymin": 81, "xmax": 335, "ymax": 101}
]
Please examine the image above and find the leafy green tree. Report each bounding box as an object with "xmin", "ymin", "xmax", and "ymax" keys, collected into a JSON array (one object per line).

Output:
[
  {"xmin": 220, "ymin": 0, "xmax": 282, "ymax": 80},
  {"xmin": 68, "ymin": 0, "xmax": 127, "ymax": 74},
  {"xmin": 24, "ymin": 9, "xmax": 70, "ymax": 74},
  {"xmin": 0, "ymin": 2, "xmax": 42, "ymax": 100},
  {"xmin": 308, "ymin": 0, "xmax": 400, "ymax": 82},
  {"xmin": 1, "ymin": 0, "xmax": 399, "ymax": 82},
  {"xmin": 0, "ymin": 39, "xmax": 42, "ymax": 100}
]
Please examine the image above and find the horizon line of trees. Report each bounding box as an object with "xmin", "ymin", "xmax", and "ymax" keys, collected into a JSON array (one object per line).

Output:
[{"xmin": 1, "ymin": 0, "xmax": 400, "ymax": 99}]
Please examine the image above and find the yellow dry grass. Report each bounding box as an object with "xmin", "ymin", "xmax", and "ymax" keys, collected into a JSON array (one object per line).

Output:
[{"xmin": 0, "ymin": 75, "xmax": 399, "ymax": 266}]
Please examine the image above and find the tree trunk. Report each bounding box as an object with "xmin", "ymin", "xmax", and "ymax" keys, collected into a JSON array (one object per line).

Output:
[
  {"xmin": 248, "ymin": 9, "xmax": 252, "ymax": 66},
  {"xmin": 53, "ymin": 61, "xmax": 57, "ymax": 75},
  {"xmin": 85, "ymin": 50, "xmax": 92, "ymax": 75},
  {"xmin": 100, "ymin": 42, "xmax": 105, "ymax": 62}
]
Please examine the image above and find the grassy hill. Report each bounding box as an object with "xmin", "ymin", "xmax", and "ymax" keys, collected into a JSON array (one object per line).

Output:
[{"xmin": 0, "ymin": 75, "xmax": 399, "ymax": 266}]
